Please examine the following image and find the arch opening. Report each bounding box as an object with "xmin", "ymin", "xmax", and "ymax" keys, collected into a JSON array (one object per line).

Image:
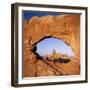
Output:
[{"xmin": 33, "ymin": 37, "xmax": 74, "ymax": 63}]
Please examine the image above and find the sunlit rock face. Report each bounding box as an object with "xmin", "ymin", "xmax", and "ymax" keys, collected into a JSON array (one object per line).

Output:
[{"xmin": 24, "ymin": 14, "xmax": 80, "ymax": 77}]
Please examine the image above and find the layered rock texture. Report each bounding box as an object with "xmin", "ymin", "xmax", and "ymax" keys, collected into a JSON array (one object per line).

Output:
[{"xmin": 24, "ymin": 14, "xmax": 80, "ymax": 77}]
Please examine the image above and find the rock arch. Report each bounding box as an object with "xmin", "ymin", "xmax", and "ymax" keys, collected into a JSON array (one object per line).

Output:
[{"xmin": 24, "ymin": 14, "xmax": 80, "ymax": 77}]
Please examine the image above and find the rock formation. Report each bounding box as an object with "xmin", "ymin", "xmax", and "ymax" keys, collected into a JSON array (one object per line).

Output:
[{"xmin": 24, "ymin": 14, "xmax": 80, "ymax": 77}]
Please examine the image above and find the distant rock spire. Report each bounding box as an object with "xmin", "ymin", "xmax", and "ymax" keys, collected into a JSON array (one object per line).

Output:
[
  {"xmin": 51, "ymin": 49, "xmax": 57, "ymax": 59},
  {"xmin": 52, "ymin": 49, "xmax": 57, "ymax": 55}
]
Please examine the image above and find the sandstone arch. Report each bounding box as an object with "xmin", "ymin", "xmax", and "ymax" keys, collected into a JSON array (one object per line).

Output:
[{"xmin": 24, "ymin": 14, "xmax": 80, "ymax": 77}]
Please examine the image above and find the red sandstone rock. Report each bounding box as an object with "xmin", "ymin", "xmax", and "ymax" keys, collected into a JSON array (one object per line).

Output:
[{"xmin": 24, "ymin": 14, "xmax": 80, "ymax": 77}]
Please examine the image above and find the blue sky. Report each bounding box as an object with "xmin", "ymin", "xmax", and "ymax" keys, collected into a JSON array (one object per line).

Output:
[
  {"xmin": 23, "ymin": 11, "xmax": 74, "ymax": 57},
  {"xmin": 36, "ymin": 38, "xmax": 74, "ymax": 57},
  {"xmin": 23, "ymin": 10, "xmax": 62, "ymax": 20}
]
